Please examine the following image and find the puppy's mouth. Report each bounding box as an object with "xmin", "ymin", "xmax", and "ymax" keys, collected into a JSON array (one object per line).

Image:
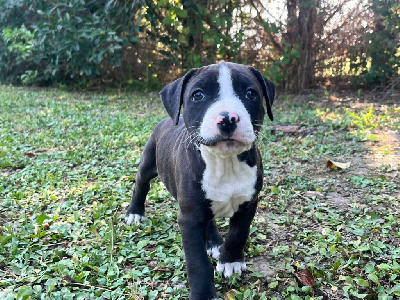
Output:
[
  {"xmin": 198, "ymin": 136, "xmax": 250, "ymax": 148},
  {"xmin": 199, "ymin": 136, "xmax": 235, "ymax": 146}
]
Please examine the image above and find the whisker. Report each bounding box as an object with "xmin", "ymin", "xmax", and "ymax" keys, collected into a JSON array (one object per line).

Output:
[
  {"xmin": 183, "ymin": 135, "xmax": 192, "ymax": 146},
  {"xmin": 188, "ymin": 134, "xmax": 198, "ymax": 147}
]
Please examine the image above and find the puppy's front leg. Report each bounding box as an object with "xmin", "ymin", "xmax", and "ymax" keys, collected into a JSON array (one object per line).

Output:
[
  {"xmin": 217, "ymin": 200, "xmax": 258, "ymax": 278},
  {"xmin": 126, "ymin": 135, "xmax": 158, "ymax": 225},
  {"xmin": 178, "ymin": 211, "xmax": 217, "ymax": 300}
]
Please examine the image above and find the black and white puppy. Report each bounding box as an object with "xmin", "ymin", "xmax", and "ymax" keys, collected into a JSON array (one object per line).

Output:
[{"xmin": 125, "ymin": 62, "xmax": 275, "ymax": 299}]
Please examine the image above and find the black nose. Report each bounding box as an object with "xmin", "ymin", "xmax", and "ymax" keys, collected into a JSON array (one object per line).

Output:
[{"xmin": 216, "ymin": 111, "xmax": 239, "ymax": 136}]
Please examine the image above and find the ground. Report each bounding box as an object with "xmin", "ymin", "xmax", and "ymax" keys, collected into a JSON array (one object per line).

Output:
[{"xmin": 0, "ymin": 85, "xmax": 399, "ymax": 299}]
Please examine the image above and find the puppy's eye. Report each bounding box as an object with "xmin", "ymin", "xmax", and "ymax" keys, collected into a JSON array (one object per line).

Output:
[
  {"xmin": 191, "ymin": 90, "xmax": 205, "ymax": 101},
  {"xmin": 246, "ymin": 89, "xmax": 258, "ymax": 101}
]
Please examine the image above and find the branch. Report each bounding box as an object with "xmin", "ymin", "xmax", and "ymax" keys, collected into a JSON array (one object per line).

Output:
[
  {"xmin": 323, "ymin": 1, "xmax": 346, "ymax": 26},
  {"xmin": 249, "ymin": 0, "xmax": 283, "ymax": 52},
  {"xmin": 249, "ymin": 0, "xmax": 284, "ymax": 27}
]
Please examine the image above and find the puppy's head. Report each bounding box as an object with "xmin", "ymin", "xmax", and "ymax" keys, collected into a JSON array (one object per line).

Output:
[{"xmin": 160, "ymin": 62, "xmax": 275, "ymax": 156}]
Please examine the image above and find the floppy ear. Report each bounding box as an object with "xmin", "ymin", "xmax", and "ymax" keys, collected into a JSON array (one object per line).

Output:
[
  {"xmin": 160, "ymin": 69, "xmax": 197, "ymax": 125},
  {"xmin": 247, "ymin": 66, "xmax": 275, "ymax": 121}
]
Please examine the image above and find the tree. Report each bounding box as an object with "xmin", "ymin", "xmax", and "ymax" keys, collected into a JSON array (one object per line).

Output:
[
  {"xmin": 285, "ymin": 0, "xmax": 318, "ymax": 91},
  {"xmin": 364, "ymin": 0, "xmax": 399, "ymax": 85},
  {"xmin": 145, "ymin": 0, "xmax": 245, "ymax": 71}
]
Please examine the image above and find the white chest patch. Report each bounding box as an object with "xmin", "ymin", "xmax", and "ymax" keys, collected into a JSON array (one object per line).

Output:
[{"xmin": 200, "ymin": 145, "xmax": 257, "ymax": 218}]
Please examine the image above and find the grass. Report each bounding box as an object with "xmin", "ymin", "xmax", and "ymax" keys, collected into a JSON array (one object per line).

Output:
[{"xmin": 0, "ymin": 85, "xmax": 399, "ymax": 299}]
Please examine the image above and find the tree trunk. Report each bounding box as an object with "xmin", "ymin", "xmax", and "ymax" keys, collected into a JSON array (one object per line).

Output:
[
  {"xmin": 298, "ymin": 0, "xmax": 317, "ymax": 90},
  {"xmin": 285, "ymin": 0, "xmax": 299, "ymax": 91},
  {"xmin": 285, "ymin": 0, "xmax": 317, "ymax": 92}
]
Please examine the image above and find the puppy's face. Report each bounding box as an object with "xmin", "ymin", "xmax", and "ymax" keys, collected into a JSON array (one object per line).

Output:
[
  {"xmin": 182, "ymin": 63, "xmax": 266, "ymax": 156},
  {"xmin": 160, "ymin": 62, "xmax": 274, "ymax": 156}
]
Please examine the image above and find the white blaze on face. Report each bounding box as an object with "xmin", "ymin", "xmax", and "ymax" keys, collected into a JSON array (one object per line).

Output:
[
  {"xmin": 218, "ymin": 63, "xmax": 236, "ymax": 100},
  {"xmin": 199, "ymin": 64, "xmax": 255, "ymax": 155}
]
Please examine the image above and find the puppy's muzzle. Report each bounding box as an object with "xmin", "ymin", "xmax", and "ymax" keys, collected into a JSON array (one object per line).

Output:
[{"xmin": 216, "ymin": 111, "xmax": 240, "ymax": 138}]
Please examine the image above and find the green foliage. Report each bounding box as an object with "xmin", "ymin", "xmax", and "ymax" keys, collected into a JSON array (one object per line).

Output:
[
  {"xmin": 346, "ymin": 105, "xmax": 378, "ymax": 131},
  {"xmin": 146, "ymin": 0, "xmax": 249, "ymax": 70},
  {"xmin": 0, "ymin": 0, "xmax": 398, "ymax": 89},
  {"xmin": 0, "ymin": 25, "xmax": 35, "ymax": 84},
  {"xmin": 2, "ymin": 26, "xmax": 34, "ymax": 60},
  {"xmin": 350, "ymin": 0, "xmax": 400, "ymax": 86},
  {"xmin": 0, "ymin": 0, "xmax": 142, "ymax": 86},
  {"xmin": 265, "ymin": 41, "xmax": 300, "ymax": 86}
]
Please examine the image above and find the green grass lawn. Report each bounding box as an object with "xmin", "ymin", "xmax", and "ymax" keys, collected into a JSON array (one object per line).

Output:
[{"xmin": 0, "ymin": 85, "xmax": 399, "ymax": 299}]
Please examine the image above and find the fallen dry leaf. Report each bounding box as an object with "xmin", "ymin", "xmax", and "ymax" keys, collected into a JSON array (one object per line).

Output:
[
  {"xmin": 292, "ymin": 265, "xmax": 315, "ymax": 287},
  {"xmin": 273, "ymin": 125, "xmax": 302, "ymax": 133},
  {"xmin": 271, "ymin": 124, "xmax": 314, "ymax": 136},
  {"xmin": 305, "ymin": 191, "xmax": 324, "ymax": 198},
  {"xmin": 327, "ymin": 159, "xmax": 351, "ymax": 169},
  {"xmin": 153, "ymin": 266, "xmax": 173, "ymax": 272}
]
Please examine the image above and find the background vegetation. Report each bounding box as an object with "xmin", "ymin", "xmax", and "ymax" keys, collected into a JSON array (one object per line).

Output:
[{"xmin": 0, "ymin": 0, "xmax": 399, "ymax": 91}]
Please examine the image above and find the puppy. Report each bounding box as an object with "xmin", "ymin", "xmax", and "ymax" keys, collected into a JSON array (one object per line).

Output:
[{"xmin": 126, "ymin": 62, "xmax": 275, "ymax": 299}]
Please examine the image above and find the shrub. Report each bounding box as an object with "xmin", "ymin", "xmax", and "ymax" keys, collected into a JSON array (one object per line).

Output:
[{"xmin": 0, "ymin": 0, "xmax": 143, "ymax": 86}]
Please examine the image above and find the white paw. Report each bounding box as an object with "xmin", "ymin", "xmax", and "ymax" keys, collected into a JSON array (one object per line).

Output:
[
  {"xmin": 216, "ymin": 261, "xmax": 246, "ymax": 278},
  {"xmin": 125, "ymin": 214, "xmax": 146, "ymax": 225},
  {"xmin": 206, "ymin": 246, "xmax": 220, "ymax": 259}
]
